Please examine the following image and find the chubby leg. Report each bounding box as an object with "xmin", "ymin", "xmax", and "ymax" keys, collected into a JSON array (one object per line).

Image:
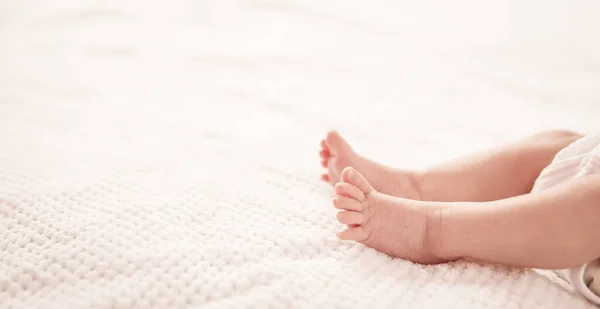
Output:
[
  {"xmin": 320, "ymin": 130, "xmax": 582, "ymax": 202},
  {"xmin": 333, "ymin": 167, "xmax": 600, "ymax": 270},
  {"xmin": 418, "ymin": 130, "xmax": 583, "ymax": 202},
  {"xmin": 435, "ymin": 174, "xmax": 600, "ymax": 269}
]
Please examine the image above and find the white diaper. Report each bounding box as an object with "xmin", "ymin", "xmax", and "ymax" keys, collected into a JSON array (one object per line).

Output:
[{"xmin": 532, "ymin": 133, "xmax": 600, "ymax": 305}]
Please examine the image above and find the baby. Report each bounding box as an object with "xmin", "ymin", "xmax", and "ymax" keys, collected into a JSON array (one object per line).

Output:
[{"xmin": 319, "ymin": 130, "xmax": 600, "ymax": 304}]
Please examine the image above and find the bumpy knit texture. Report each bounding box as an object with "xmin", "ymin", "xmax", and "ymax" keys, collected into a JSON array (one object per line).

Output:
[{"xmin": 2, "ymin": 0, "xmax": 600, "ymax": 308}]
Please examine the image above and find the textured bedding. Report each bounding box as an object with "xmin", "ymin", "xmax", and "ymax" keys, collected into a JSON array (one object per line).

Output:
[{"xmin": 1, "ymin": 0, "xmax": 600, "ymax": 308}]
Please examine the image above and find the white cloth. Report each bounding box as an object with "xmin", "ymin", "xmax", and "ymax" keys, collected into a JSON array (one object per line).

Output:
[
  {"xmin": 532, "ymin": 134, "xmax": 600, "ymax": 305},
  {"xmin": 2, "ymin": 0, "xmax": 600, "ymax": 308}
]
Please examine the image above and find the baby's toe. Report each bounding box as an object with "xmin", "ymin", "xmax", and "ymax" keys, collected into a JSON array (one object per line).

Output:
[
  {"xmin": 333, "ymin": 197, "xmax": 362, "ymax": 211},
  {"xmin": 334, "ymin": 182, "xmax": 365, "ymax": 201},
  {"xmin": 337, "ymin": 226, "xmax": 367, "ymax": 241},
  {"xmin": 321, "ymin": 139, "xmax": 330, "ymax": 152},
  {"xmin": 337, "ymin": 211, "xmax": 364, "ymax": 225},
  {"xmin": 341, "ymin": 167, "xmax": 374, "ymax": 195}
]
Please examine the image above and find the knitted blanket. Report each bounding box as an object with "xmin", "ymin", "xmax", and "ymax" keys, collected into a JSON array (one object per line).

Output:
[{"xmin": 2, "ymin": 0, "xmax": 600, "ymax": 308}]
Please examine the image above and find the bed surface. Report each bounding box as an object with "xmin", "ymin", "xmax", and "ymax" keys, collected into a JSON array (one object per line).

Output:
[{"xmin": 1, "ymin": 0, "xmax": 600, "ymax": 308}]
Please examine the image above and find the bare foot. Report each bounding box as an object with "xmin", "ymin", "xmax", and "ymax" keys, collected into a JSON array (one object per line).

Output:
[
  {"xmin": 319, "ymin": 131, "xmax": 421, "ymax": 199},
  {"xmin": 332, "ymin": 167, "xmax": 450, "ymax": 264}
]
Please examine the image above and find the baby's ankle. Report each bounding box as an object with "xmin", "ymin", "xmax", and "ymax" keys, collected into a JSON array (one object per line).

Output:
[{"xmin": 425, "ymin": 203, "xmax": 461, "ymax": 263}]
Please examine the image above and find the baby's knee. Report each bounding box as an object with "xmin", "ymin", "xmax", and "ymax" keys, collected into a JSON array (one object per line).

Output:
[
  {"xmin": 537, "ymin": 130, "xmax": 583, "ymax": 141},
  {"xmin": 532, "ymin": 130, "xmax": 583, "ymax": 145}
]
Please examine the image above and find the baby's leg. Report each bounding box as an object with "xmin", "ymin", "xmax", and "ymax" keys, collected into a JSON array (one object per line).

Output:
[
  {"xmin": 333, "ymin": 167, "xmax": 600, "ymax": 269},
  {"xmin": 320, "ymin": 131, "xmax": 420, "ymax": 199},
  {"xmin": 437, "ymin": 173, "xmax": 600, "ymax": 269},
  {"xmin": 320, "ymin": 130, "xmax": 582, "ymax": 202},
  {"xmin": 419, "ymin": 130, "xmax": 582, "ymax": 202}
]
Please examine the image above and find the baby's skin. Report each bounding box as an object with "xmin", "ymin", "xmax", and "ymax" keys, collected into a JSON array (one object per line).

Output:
[{"xmin": 319, "ymin": 130, "xmax": 600, "ymax": 269}]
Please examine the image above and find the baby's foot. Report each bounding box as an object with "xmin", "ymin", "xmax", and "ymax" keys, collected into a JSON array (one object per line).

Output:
[
  {"xmin": 332, "ymin": 167, "xmax": 449, "ymax": 264},
  {"xmin": 320, "ymin": 131, "xmax": 421, "ymax": 199}
]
